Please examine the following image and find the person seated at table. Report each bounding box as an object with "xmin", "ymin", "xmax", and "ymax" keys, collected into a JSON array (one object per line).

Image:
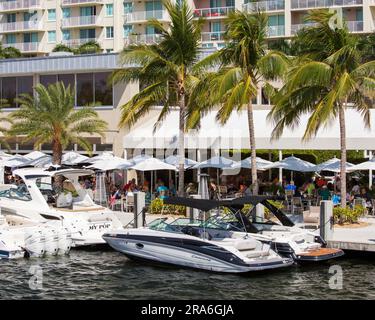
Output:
[
  {"xmin": 285, "ymin": 181, "xmax": 297, "ymax": 194},
  {"xmin": 209, "ymin": 179, "xmax": 218, "ymax": 200},
  {"xmin": 186, "ymin": 182, "xmax": 197, "ymax": 195},
  {"xmin": 157, "ymin": 181, "xmax": 169, "ymax": 200},
  {"xmin": 332, "ymin": 193, "xmax": 341, "ymax": 206},
  {"xmin": 318, "ymin": 185, "xmax": 331, "ymax": 200},
  {"xmin": 359, "ymin": 187, "xmax": 372, "ymax": 203},
  {"xmin": 351, "ymin": 181, "xmax": 361, "ymax": 196},
  {"xmin": 315, "ymin": 176, "xmax": 327, "ymax": 188},
  {"xmin": 239, "ymin": 184, "xmax": 251, "ymax": 196}
]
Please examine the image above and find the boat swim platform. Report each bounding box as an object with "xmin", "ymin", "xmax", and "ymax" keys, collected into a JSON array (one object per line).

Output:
[{"xmin": 327, "ymin": 216, "xmax": 375, "ymax": 253}]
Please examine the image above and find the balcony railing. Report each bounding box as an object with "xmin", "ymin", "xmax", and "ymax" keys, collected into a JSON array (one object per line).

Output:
[
  {"xmin": 61, "ymin": 0, "xmax": 103, "ymax": 5},
  {"xmin": 347, "ymin": 20, "xmax": 363, "ymax": 32},
  {"xmin": 61, "ymin": 15, "xmax": 100, "ymax": 28},
  {"xmin": 291, "ymin": 0, "xmax": 363, "ymax": 9},
  {"xmin": 61, "ymin": 38, "xmax": 97, "ymax": 46},
  {"xmin": 267, "ymin": 25, "xmax": 285, "ymax": 37},
  {"xmin": 291, "ymin": 22, "xmax": 318, "ymax": 34},
  {"xmin": 201, "ymin": 31, "xmax": 225, "ymax": 42},
  {"xmin": 0, "ymin": 20, "xmax": 42, "ymax": 32},
  {"xmin": 0, "ymin": 0, "xmax": 41, "ymax": 12},
  {"xmin": 124, "ymin": 10, "xmax": 170, "ymax": 23},
  {"xmin": 243, "ymin": 0, "xmax": 285, "ymax": 12},
  {"xmin": 124, "ymin": 34, "xmax": 162, "ymax": 45},
  {"xmin": 3, "ymin": 42, "xmax": 39, "ymax": 52},
  {"xmin": 193, "ymin": 6, "xmax": 235, "ymax": 18}
]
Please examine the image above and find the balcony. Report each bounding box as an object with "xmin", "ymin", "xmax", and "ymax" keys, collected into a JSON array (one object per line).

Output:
[
  {"xmin": 291, "ymin": 0, "xmax": 363, "ymax": 10},
  {"xmin": 291, "ymin": 22, "xmax": 318, "ymax": 34},
  {"xmin": 201, "ymin": 31, "xmax": 225, "ymax": 43},
  {"xmin": 0, "ymin": 0, "xmax": 41, "ymax": 12},
  {"xmin": 61, "ymin": 15, "xmax": 101, "ymax": 28},
  {"xmin": 0, "ymin": 20, "xmax": 42, "ymax": 33},
  {"xmin": 267, "ymin": 25, "xmax": 285, "ymax": 37},
  {"xmin": 61, "ymin": 0, "xmax": 103, "ymax": 6},
  {"xmin": 193, "ymin": 6, "xmax": 235, "ymax": 18},
  {"xmin": 243, "ymin": 0, "xmax": 285, "ymax": 12},
  {"xmin": 124, "ymin": 33, "xmax": 162, "ymax": 45},
  {"xmin": 124, "ymin": 10, "xmax": 170, "ymax": 23},
  {"xmin": 347, "ymin": 20, "xmax": 363, "ymax": 32},
  {"xmin": 61, "ymin": 38, "xmax": 97, "ymax": 46},
  {"xmin": 3, "ymin": 42, "xmax": 40, "ymax": 52}
]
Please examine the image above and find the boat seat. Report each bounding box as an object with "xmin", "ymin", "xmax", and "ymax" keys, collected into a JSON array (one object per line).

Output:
[
  {"xmin": 244, "ymin": 250, "xmax": 269, "ymax": 258},
  {"xmin": 212, "ymin": 238, "xmax": 257, "ymax": 251}
]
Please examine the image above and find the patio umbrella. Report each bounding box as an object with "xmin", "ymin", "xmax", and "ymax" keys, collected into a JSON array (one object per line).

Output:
[
  {"xmin": 24, "ymin": 155, "xmax": 52, "ymax": 168},
  {"xmin": 87, "ymin": 158, "xmax": 132, "ymax": 171},
  {"xmin": 23, "ymin": 151, "xmax": 47, "ymax": 161},
  {"xmin": 348, "ymin": 158, "xmax": 375, "ymax": 188},
  {"xmin": 128, "ymin": 154, "xmax": 152, "ymax": 164},
  {"xmin": 62, "ymin": 151, "xmax": 89, "ymax": 165},
  {"xmin": 0, "ymin": 155, "xmax": 30, "ymax": 168},
  {"xmin": 312, "ymin": 157, "xmax": 354, "ymax": 173},
  {"xmin": 164, "ymin": 155, "xmax": 198, "ymax": 169},
  {"xmin": 130, "ymin": 157, "xmax": 176, "ymax": 194},
  {"xmin": 267, "ymin": 156, "xmax": 315, "ymax": 181},
  {"xmin": 192, "ymin": 156, "xmax": 236, "ymax": 186},
  {"xmin": 231, "ymin": 157, "xmax": 273, "ymax": 170},
  {"xmin": 86, "ymin": 152, "xmax": 116, "ymax": 163}
]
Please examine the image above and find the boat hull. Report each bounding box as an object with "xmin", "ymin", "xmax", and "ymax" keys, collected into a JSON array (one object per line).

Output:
[{"xmin": 103, "ymin": 234, "xmax": 293, "ymax": 273}]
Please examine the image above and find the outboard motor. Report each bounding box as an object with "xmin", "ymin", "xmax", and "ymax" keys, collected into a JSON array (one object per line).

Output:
[
  {"xmin": 56, "ymin": 228, "xmax": 72, "ymax": 255},
  {"xmin": 43, "ymin": 227, "xmax": 59, "ymax": 256},
  {"xmin": 24, "ymin": 228, "xmax": 46, "ymax": 257}
]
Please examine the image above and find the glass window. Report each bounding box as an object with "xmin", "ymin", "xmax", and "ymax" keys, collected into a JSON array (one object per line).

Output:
[
  {"xmin": 6, "ymin": 34, "xmax": 16, "ymax": 44},
  {"xmin": 7, "ymin": 13, "xmax": 16, "ymax": 23},
  {"xmin": 48, "ymin": 9, "xmax": 56, "ymax": 21},
  {"xmin": 58, "ymin": 74, "xmax": 75, "ymax": 91},
  {"xmin": 356, "ymin": 8, "xmax": 363, "ymax": 21},
  {"xmin": 106, "ymin": 3, "xmax": 113, "ymax": 16},
  {"xmin": 23, "ymin": 33, "xmax": 38, "ymax": 43},
  {"xmin": 62, "ymin": 30, "xmax": 71, "ymax": 41},
  {"xmin": 123, "ymin": 2, "xmax": 133, "ymax": 14},
  {"xmin": 40, "ymin": 75, "xmax": 57, "ymax": 88},
  {"xmin": 48, "ymin": 31, "xmax": 56, "ymax": 43},
  {"xmin": 77, "ymin": 73, "xmax": 94, "ymax": 106},
  {"xmin": 2, "ymin": 77, "xmax": 17, "ymax": 108},
  {"xmin": 123, "ymin": 24, "xmax": 133, "ymax": 37},
  {"xmin": 62, "ymin": 8, "xmax": 71, "ymax": 18},
  {"xmin": 145, "ymin": 1, "xmax": 162, "ymax": 18},
  {"xmin": 80, "ymin": 6, "xmax": 96, "ymax": 16},
  {"xmin": 210, "ymin": 0, "xmax": 221, "ymax": 8},
  {"xmin": 17, "ymin": 76, "xmax": 33, "ymax": 98},
  {"xmin": 24, "ymin": 11, "xmax": 37, "ymax": 22},
  {"xmin": 106, "ymin": 26, "xmax": 114, "ymax": 39},
  {"xmin": 80, "ymin": 28, "xmax": 96, "ymax": 39},
  {"xmin": 94, "ymin": 72, "xmax": 113, "ymax": 106}
]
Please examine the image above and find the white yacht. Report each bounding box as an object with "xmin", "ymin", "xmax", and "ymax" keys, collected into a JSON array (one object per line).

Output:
[
  {"xmin": 103, "ymin": 218, "xmax": 293, "ymax": 273},
  {"xmin": 0, "ymin": 168, "xmax": 123, "ymax": 248}
]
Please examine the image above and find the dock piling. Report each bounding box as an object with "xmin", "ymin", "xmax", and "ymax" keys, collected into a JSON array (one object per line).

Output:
[
  {"xmin": 320, "ymin": 200, "xmax": 333, "ymax": 241},
  {"xmin": 134, "ymin": 192, "xmax": 146, "ymax": 228}
]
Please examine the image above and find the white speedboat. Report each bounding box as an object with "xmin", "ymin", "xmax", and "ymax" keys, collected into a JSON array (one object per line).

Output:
[
  {"xmin": 165, "ymin": 197, "xmax": 344, "ymax": 263},
  {"xmin": 103, "ymin": 218, "xmax": 293, "ymax": 273},
  {"xmin": 0, "ymin": 168, "xmax": 123, "ymax": 247}
]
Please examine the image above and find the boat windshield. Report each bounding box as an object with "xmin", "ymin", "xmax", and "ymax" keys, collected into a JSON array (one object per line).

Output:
[
  {"xmin": 0, "ymin": 184, "xmax": 31, "ymax": 201},
  {"xmin": 148, "ymin": 218, "xmax": 183, "ymax": 233}
]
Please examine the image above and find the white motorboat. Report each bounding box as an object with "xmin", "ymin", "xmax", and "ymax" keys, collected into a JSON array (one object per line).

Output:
[
  {"xmin": 103, "ymin": 218, "xmax": 293, "ymax": 273},
  {"xmin": 165, "ymin": 197, "xmax": 344, "ymax": 263},
  {"xmin": 0, "ymin": 168, "xmax": 123, "ymax": 248}
]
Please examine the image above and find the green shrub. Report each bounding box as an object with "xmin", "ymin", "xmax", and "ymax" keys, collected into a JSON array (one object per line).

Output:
[
  {"xmin": 149, "ymin": 198, "xmax": 186, "ymax": 215},
  {"xmin": 333, "ymin": 206, "xmax": 365, "ymax": 224}
]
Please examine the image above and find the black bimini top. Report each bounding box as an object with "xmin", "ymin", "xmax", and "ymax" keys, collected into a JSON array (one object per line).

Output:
[{"xmin": 164, "ymin": 195, "xmax": 294, "ymax": 227}]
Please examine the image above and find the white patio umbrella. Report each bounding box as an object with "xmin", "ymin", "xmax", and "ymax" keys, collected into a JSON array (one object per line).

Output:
[
  {"xmin": 24, "ymin": 155, "xmax": 52, "ymax": 168},
  {"xmin": 87, "ymin": 158, "xmax": 132, "ymax": 171},
  {"xmin": 86, "ymin": 151, "xmax": 116, "ymax": 163},
  {"xmin": 23, "ymin": 151, "xmax": 47, "ymax": 161},
  {"xmin": 128, "ymin": 154, "xmax": 152, "ymax": 164},
  {"xmin": 231, "ymin": 157, "xmax": 273, "ymax": 170},
  {"xmin": 348, "ymin": 158, "xmax": 375, "ymax": 188},
  {"xmin": 62, "ymin": 151, "xmax": 89, "ymax": 165},
  {"xmin": 0, "ymin": 155, "xmax": 30, "ymax": 168},
  {"xmin": 164, "ymin": 155, "xmax": 198, "ymax": 169},
  {"xmin": 192, "ymin": 156, "xmax": 236, "ymax": 186},
  {"xmin": 312, "ymin": 157, "xmax": 354, "ymax": 173},
  {"xmin": 130, "ymin": 157, "xmax": 176, "ymax": 194},
  {"xmin": 267, "ymin": 156, "xmax": 315, "ymax": 181}
]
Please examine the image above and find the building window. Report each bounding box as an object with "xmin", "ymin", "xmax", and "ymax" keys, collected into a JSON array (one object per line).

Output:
[
  {"xmin": 77, "ymin": 73, "xmax": 94, "ymax": 106},
  {"xmin": 106, "ymin": 3, "xmax": 114, "ymax": 16},
  {"xmin": 48, "ymin": 9, "xmax": 56, "ymax": 21},
  {"xmin": 48, "ymin": 31, "xmax": 56, "ymax": 43},
  {"xmin": 106, "ymin": 26, "xmax": 114, "ymax": 39},
  {"xmin": 23, "ymin": 33, "xmax": 38, "ymax": 43},
  {"xmin": 94, "ymin": 72, "xmax": 113, "ymax": 106},
  {"xmin": 123, "ymin": 24, "xmax": 133, "ymax": 37},
  {"xmin": 40, "ymin": 75, "xmax": 57, "ymax": 88},
  {"xmin": 6, "ymin": 34, "xmax": 16, "ymax": 44},
  {"xmin": 62, "ymin": 8, "xmax": 71, "ymax": 18},
  {"xmin": 0, "ymin": 76, "xmax": 33, "ymax": 108},
  {"xmin": 58, "ymin": 74, "xmax": 75, "ymax": 91},
  {"xmin": 123, "ymin": 2, "xmax": 133, "ymax": 14},
  {"xmin": 80, "ymin": 6, "xmax": 96, "ymax": 17},
  {"xmin": 62, "ymin": 30, "xmax": 71, "ymax": 41},
  {"xmin": 80, "ymin": 28, "xmax": 96, "ymax": 40},
  {"xmin": 7, "ymin": 13, "xmax": 16, "ymax": 23}
]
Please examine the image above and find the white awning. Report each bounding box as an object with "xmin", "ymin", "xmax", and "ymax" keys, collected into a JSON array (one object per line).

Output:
[{"xmin": 122, "ymin": 108, "xmax": 375, "ymax": 150}]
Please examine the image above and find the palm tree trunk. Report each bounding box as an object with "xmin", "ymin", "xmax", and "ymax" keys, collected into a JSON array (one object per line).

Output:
[
  {"xmin": 177, "ymin": 93, "xmax": 185, "ymax": 197},
  {"xmin": 247, "ymin": 101, "xmax": 258, "ymax": 195},
  {"xmin": 339, "ymin": 106, "xmax": 346, "ymax": 208},
  {"xmin": 52, "ymin": 138, "xmax": 63, "ymax": 165}
]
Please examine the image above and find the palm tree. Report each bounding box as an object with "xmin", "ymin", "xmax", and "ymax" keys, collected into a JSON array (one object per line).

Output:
[
  {"xmin": 268, "ymin": 10, "xmax": 375, "ymax": 207},
  {"xmin": 187, "ymin": 11, "xmax": 288, "ymax": 195},
  {"xmin": 9, "ymin": 82, "xmax": 108, "ymax": 164},
  {"xmin": 112, "ymin": 0, "xmax": 204, "ymax": 196}
]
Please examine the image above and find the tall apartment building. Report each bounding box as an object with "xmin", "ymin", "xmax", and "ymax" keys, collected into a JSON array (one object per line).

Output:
[{"xmin": 0, "ymin": 0, "xmax": 373, "ymax": 56}]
